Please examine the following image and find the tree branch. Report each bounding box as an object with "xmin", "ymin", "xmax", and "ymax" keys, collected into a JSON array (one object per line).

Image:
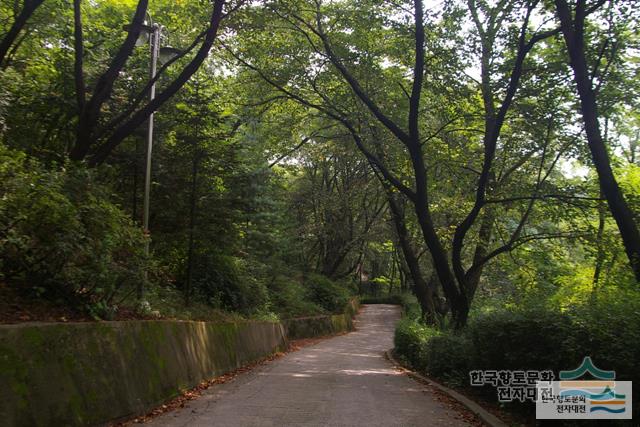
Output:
[
  {"xmin": 71, "ymin": 0, "xmax": 149, "ymax": 160},
  {"xmin": 0, "ymin": 0, "xmax": 45, "ymax": 67},
  {"xmin": 89, "ymin": 0, "xmax": 226, "ymax": 165}
]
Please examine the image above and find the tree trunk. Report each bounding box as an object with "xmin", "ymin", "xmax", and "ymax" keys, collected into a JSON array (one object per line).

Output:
[
  {"xmin": 554, "ymin": 0, "xmax": 640, "ymax": 282},
  {"xmin": 465, "ymin": 209, "xmax": 494, "ymax": 302},
  {"xmin": 387, "ymin": 191, "xmax": 436, "ymax": 323},
  {"xmin": 592, "ymin": 194, "xmax": 606, "ymax": 291},
  {"xmin": 185, "ymin": 146, "xmax": 200, "ymax": 306},
  {"xmin": 408, "ymin": 143, "xmax": 469, "ymax": 327}
]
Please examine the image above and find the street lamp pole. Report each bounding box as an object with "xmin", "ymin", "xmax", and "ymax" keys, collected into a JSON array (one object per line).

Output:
[
  {"xmin": 124, "ymin": 16, "xmax": 180, "ymax": 300},
  {"xmin": 140, "ymin": 23, "xmax": 161, "ymax": 299}
]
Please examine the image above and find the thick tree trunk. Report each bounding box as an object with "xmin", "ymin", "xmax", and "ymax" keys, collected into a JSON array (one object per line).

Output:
[
  {"xmin": 387, "ymin": 192, "xmax": 436, "ymax": 323},
  {"xmin": 465, "ymin": 209, "xmax": 494, "ymax": 302},
  {"xmin": 409, "ymin": 143, "xmax": 469, "ymax": 327},
  {"xmin": 554, "ymin": 0, "xmax": 640, "ymax": 282}
]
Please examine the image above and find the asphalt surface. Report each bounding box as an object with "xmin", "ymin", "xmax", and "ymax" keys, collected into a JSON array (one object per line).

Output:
[{"xmin": 147, "ymin": 304, "xmax": 472, "ymax": 427}]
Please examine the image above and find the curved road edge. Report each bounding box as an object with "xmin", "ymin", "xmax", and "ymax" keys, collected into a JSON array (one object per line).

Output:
[{"xmin": 384, "ymin": 350, "xmax": 507, "ymax": 427}]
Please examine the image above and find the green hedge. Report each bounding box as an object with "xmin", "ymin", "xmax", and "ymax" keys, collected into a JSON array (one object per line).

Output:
[{"xmin": 394, "ymin": 292, "xmax": 640, "ymax": 420}]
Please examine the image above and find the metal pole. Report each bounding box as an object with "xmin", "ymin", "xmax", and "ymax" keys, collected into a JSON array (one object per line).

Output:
[{"xmin": 140, "ymin": 23, "xmax": 160, "ymax": 300}]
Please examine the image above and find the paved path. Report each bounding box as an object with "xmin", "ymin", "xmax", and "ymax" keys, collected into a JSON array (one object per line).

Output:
[{"xmin": 147, "ymin": 305, "xmax": 472, "ymax": 427}]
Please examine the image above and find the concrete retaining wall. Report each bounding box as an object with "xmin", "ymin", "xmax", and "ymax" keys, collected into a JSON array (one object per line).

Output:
[
  {"xmin": 283, "ymin": 298, "xmax": 360, "ymax": 340},
  {"xmin": 282, "ymin": 314, "xmax": 351, "ymax": 340},
  {"xmin": 0, "ymin": 299, "xmax": 359, "ymax": 427},
  {"xmin": 0, "ymin": 321, "xmax": 287, "ymax": 427}
]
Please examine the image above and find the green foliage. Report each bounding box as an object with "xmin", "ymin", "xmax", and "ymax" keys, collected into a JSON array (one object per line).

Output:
[
  {"xmin": 394, "ymin": 314, "xmax": 471, "ymax": 385},
  {"xmin": 143, "ymin": 284, "xmax": 243, "ymax": 322},
  {"xmin": 190, "ymin": 253, "xmax": 269, "ymax": 315},
  {"xmin": 304, "ymin": 273, "xmax": 351, "ymax": 313},
  {"xmin": 266, "ymin": 275, "xmax": 325, "ymax": 318},
  {"xmin": 422, "ymin": 334, "xmax": 472, "ymax": 387},
  {"xmin": 566, "ymin": 288, "xmax": 640, "ymax": 385},
  {"xmin": 467, "ymin": 307, "xmax": 575, "ymax": 373},
  {"xmin": 0, "ymin": 144, "xmax": 149, "ymax": 317},
  {"xmin": 398, "ymin": 293, "xmax": 423, "ymax": 319},
  {"xmin": 395, "ymin": 292, "xmax": 640, "ymax": 417},
  {"xmin": 1, "ymin": 0, "xmax": 639, "ymax": 343},
  {"xmin": 394, "ymin": 317, "xmax": 437, "ymax": 371}
]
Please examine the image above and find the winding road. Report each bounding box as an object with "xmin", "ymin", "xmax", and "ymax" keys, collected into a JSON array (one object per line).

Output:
[{"xmin": 147, "ymin": 305, "xmax": 473, "ymax": 426}]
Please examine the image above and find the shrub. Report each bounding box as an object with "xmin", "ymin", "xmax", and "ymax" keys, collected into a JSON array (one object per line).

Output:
[
  {"xmin": 423, "ymin": 333, "xmax": 472, "ymax": 386},
  {"xmin": 398, "ymin": 293, "xmax": 422, "ymax": 319},
  {"xmin": 467, "ymin": 296, "xmax": 640, "ymax": 385},
  {"xmin": 0, "ymin": 145, "xmax": 150, "ymax": 317},
  {"xmin": 190, "ymin": 252, "xmax": 269, "ymax": 314},
  {"xmin": 266, "ymin": 275, "xmax": 325, "ymax": 318},
  {"xmin": 467, "ymin": 307, "xmax": 575, "ymax": 373},
  {"xmin": 566, "ymin": 288, "xmax": 640, "ymax": 385},
  {"xmin": 393, "ymin": 317, "xmax": 437, "ymax": 371},
  {"xmin": 304, "ymin": 273, "xmax": 350, "ymax": 313},
  {"xmin": 394, "ymin": 296, "xmax": 640, "ymax": 420},
  {"xmin": 394, "ymin": 316, "xmax": 471, "ymax": 385}
]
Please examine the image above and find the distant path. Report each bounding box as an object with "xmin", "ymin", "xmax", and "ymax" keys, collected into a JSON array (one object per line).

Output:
[{"xmin": 147, "ymin": 305, "xmax": 472, "ymax": 426}]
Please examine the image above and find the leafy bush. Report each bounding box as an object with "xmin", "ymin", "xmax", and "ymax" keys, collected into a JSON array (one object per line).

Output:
[
  {"xmin": 304, "ymin": 273, "xmax": 350, "ymax": 313},
  {"xmin": 423, "ymin": 334, "xmax": 472, "ymax": 386},
  {"xmin": 144, "ymin": 283, "xmax": 244, "ymax": 322},
  {"xmin": 398, "ymin": 293, "xmax": 422, "ymax": 319},
  {"xmin": 266, "ymin": 274, "xmax": 324, "ymax": 318},
  {"xmin": 468, "ymin": 293, "xmax": 640, "ymax": 385},
  {"xmin": 190, "ymin": 252, "xmax": 269, "ymax": 314},
  {"xmin": 467, "ymin": 307, "xmax": 576, "ymax": 373},
  {"xmin": 394, "ymin": 294, "xmax": 640, "ymax": 419},
  {"xmin": 394, "ymin": 316, "xmax": 470, "ymax": 385},
  {"xmin": 394, "ymin": 317, "xmax": 437, "ymax": 371},
  {"xmin": 566, "ymin": 288, "xmax": 640, "ymax": 385},
  {"xmin": 0, "ymin": 144, "xmax": 150, "ymax": 317}
]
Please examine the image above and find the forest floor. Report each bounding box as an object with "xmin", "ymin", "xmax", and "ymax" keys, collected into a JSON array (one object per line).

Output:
[
  {"xmin": 0, "ymin": 282, "xmax": 239, "ymax": 323},
  {"xmin": 0, "ymin": 283, "xmax": 101, "ymax": 323},
  {"xmin": 140, "ymin": 305, "xmax": 481, "ymax": 427}
]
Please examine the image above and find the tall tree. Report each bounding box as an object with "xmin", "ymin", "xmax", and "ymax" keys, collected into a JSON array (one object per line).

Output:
[{"xmin": 553, "ymin": 0, "xmax": 640, "ymax": 281}]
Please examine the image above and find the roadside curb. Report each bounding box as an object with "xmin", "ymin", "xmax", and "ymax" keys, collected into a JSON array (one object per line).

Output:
[{"xmin": 385, "ymin": 349, "xmax": 508, "ymax": 427}]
